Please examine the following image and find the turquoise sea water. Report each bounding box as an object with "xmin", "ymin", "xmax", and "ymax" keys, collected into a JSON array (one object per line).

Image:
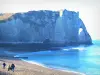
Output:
[{"xmin": 16, "ymin": 41, "xmax": 100, "ymax": 75}]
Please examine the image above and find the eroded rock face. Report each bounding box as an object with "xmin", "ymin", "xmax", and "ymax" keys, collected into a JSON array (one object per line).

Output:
[
  {"xmin": 0, "ymin": 10, "xmax": 92, "ymax": 45},
  {"xmin": 0, "ymin": 10, "xmax": 59, "ymax": 42},
  {"xmin": 78, "ymin": 19, "xmax": 92, "ymax": 44},
  {"xmin": 55, "ymin": 10, "xmax": 79, "ymax": 43},
  {"xmin": 55, "ymin": 9, "xmax": 92, "ymax": 44}
]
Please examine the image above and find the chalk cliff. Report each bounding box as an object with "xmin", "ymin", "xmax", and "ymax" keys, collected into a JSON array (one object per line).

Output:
[{"xmin": 0, "ymin": 9, "xmax": 92, "ymax": 45}]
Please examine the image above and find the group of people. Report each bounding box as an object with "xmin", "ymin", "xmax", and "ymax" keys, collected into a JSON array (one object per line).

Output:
[{"xmin": 3, "ymin": 62, "xmax": 15, "ymax": 72}]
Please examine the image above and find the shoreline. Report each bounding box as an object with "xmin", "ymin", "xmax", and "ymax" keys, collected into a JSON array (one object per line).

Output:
[
  {"xmin": 0, "ymin": 57, "xmax": 85, "ymax": 75},
  {"xmin": 21, "ymin": 59, "xmax": 85, "ymax": 75}
]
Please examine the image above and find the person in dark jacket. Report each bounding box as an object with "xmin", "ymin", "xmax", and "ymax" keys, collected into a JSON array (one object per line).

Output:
[
  {"xmin": 11, "ymin": 63, "xmax": 15, "ymax": 72},
  {"xmin": 8, "ymin": 65, "xmax": 12, "ymax": 71},
  {"xmin": 2, "ymin": 62, "xmax": 6, "ymax": 69}
]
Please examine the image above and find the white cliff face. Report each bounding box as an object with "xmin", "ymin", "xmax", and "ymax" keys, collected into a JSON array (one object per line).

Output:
[
  {"xmin": 61, "ymin": 10, "xmax": 79, "ymax": 43},
  {"xmin": 55, "ymin": 17, "xmax": 65, "ymax": 43},
  {"xmin": 55, "ymin": 9, "xmax": 92, "ymax": 44},
  {"xmin": 54, "ymin": 10, "xmax": 80, "ymax": 44},
  {"xmin": 0, "ymin": 10, "xmax": 92, "ymax": 44}
]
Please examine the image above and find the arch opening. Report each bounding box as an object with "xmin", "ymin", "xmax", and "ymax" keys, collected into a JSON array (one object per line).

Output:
[{"xmin": 79, "ymin": 28, "xmax": 83, "ymax": 35}]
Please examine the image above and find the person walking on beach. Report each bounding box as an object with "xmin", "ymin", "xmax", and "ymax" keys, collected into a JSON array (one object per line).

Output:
[
  {"xmin": 2, "ymin": 62, "xmax": 6, "ymax": 69},
  {"xmin": 8, "ymin": 65, "xmax": 12, "ymax": 71},
  {"xmin": 11, "ymin": 63, "xmax": 15, "ymax": 72}
]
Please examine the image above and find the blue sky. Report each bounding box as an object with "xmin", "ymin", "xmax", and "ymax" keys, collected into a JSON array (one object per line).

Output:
[{"xmin": 0, "ymin": 0, "xmax": 100, "ymax": 40}]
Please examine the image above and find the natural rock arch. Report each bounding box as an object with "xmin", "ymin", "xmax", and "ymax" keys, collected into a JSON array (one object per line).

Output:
[{"xmin": 78, "ymin": 19, "xmax": 92, "ymax": 44}]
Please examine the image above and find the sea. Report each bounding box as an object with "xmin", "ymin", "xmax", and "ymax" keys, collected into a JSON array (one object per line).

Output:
[{"xmin": 2, "ymin": 40, "xmax": 100, "ymax": 75}]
